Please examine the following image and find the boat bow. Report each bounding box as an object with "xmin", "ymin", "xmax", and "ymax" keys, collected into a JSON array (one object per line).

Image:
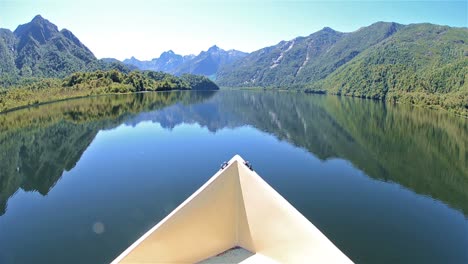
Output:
[{"xmin": 112, "ymin": 155, "xmax": 352, "ymax": 263}]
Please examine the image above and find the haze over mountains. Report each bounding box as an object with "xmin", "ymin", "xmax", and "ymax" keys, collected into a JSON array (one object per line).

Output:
[
  {"xmin": 122, "ymin": 45, "xmax": 247, "ymax": 78},
  {"xmin": 123, "ymin": 51, "xmax": 195, "ymax": 73}
]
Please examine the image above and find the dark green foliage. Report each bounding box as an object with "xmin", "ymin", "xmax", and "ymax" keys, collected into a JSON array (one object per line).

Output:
[
  {"xmin": 87, "ymin": 59, "xmax": 137, "ymax": 74},
  {"xmin": 61, "ymin": 70, "xmax": 218, "ymax": 93},
  {"xmin": 180, "ymin": 74, "xmax": 220, "ymax": 90},
  {"xmin": 0, "ymin": 29, "xmax": 17, "ymax": 76}
]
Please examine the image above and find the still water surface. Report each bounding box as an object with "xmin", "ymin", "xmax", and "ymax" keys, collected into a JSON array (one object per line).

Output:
[{"xmin": 0, "ymin": 91, "xmax": 467, "ymax": 263}]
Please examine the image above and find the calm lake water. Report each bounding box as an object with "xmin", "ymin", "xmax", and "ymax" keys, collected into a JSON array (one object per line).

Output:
[{"xmin": 0, "ymin": 90, "xmax": 467, "ymax": 264}]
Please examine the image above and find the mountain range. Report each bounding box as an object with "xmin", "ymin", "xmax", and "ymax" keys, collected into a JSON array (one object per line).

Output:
[
  {"xmin": 119, "ymin": 21, "xmax": 467, "ymax": 112},
  {"xmin": 0, "ymin": 15, "xmax": 466, "ymax": 114},
  {"xmin": 122, "ymin": 45, "xmax": 247, "ymax": 78},
  {"xmin": 123, "ymin": 51, "xmax": 195, "ymax": 73}
]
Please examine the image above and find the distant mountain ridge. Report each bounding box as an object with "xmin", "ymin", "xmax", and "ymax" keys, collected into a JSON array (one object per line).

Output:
[
  {"xmin": 123, "ymin": 50, "xmax": 195, "ymax": 73},
  {"xmin": 122, "ymin": 45, "xmax": 247, "ymax": 78}
]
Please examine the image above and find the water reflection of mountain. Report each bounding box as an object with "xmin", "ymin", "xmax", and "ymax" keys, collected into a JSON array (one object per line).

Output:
[
  {"xmin": 0, "ymin": 91, "xmax": 216, "ymax": 215},
  {"xmin": 126, "ymin": 91, "xmax": 468, "ymax": 215},
  {"xmin": 0, "ymin": 90, "xmax": 466, "ymax": 216}
]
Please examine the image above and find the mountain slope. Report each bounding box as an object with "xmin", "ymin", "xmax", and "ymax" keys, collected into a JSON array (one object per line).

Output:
[
  {"xmin": 0, "ymin": 15, "xmax": 145, "ymax": 86},
  {"xmin": 295, "ymin": 22, "xmax": 403, "ymax": 84},
  {"xmin": 217, "ymin": 22, "xmax": 403, "ymax": 86},
  {"xmin": 217, "ymin": 28, "xmax": 344, "ymax": 86},
  {"xmin": 0, "ymin": 29, "xmax": 17, "ymax": 76},
  {"xmin": 216, "ymin": 22, "xmax": 467, "ymax": 114},
  {"xmin": 12, "ymin": 15, "xmax": 97, "ymax": 77}
]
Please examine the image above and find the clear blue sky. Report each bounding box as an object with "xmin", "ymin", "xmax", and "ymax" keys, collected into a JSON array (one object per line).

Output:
[{"xmin": 1, "ymin": 0, "xmax": 467, "ymax": 60}]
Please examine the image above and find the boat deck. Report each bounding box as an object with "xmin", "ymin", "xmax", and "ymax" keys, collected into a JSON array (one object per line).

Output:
[{"xmin": 198, "ymin": 247, "xmax": 254, "ymax": 263}]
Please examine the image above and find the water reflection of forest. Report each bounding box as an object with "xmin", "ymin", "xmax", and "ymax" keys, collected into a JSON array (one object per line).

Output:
[{"xmin": 0, "ymin": 90, "xmax": 466, "ymax": 216}]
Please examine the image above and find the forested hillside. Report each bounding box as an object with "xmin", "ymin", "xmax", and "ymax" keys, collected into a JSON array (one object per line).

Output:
[
  {"xmin": 0, "ymin": 70, "xmax": 218, "ymax": 112},
  {"xmin": 217, "ymin": 22, "xmax": 468, "ymax": 115},
  {"xmin": 306, "ymin": 24, "xmax": 468, "ymax": 115}
]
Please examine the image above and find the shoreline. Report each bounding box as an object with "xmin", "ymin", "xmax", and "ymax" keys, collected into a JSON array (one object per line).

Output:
[
  {"xmin": 221, "ymin": 87, "xmax": 468, "ymax": 118},
  {"xmin": 1, "ymin": 87, "xmax": 466, "ymax": 118},
  {"xmin": 0, "ymin": 89, "xmax": 217, "ymax": 115}
]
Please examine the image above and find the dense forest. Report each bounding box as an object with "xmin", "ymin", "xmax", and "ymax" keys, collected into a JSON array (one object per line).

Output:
[{"xmin": 0, "ymin": 70, "xmax": 218, "ymax": 112}]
